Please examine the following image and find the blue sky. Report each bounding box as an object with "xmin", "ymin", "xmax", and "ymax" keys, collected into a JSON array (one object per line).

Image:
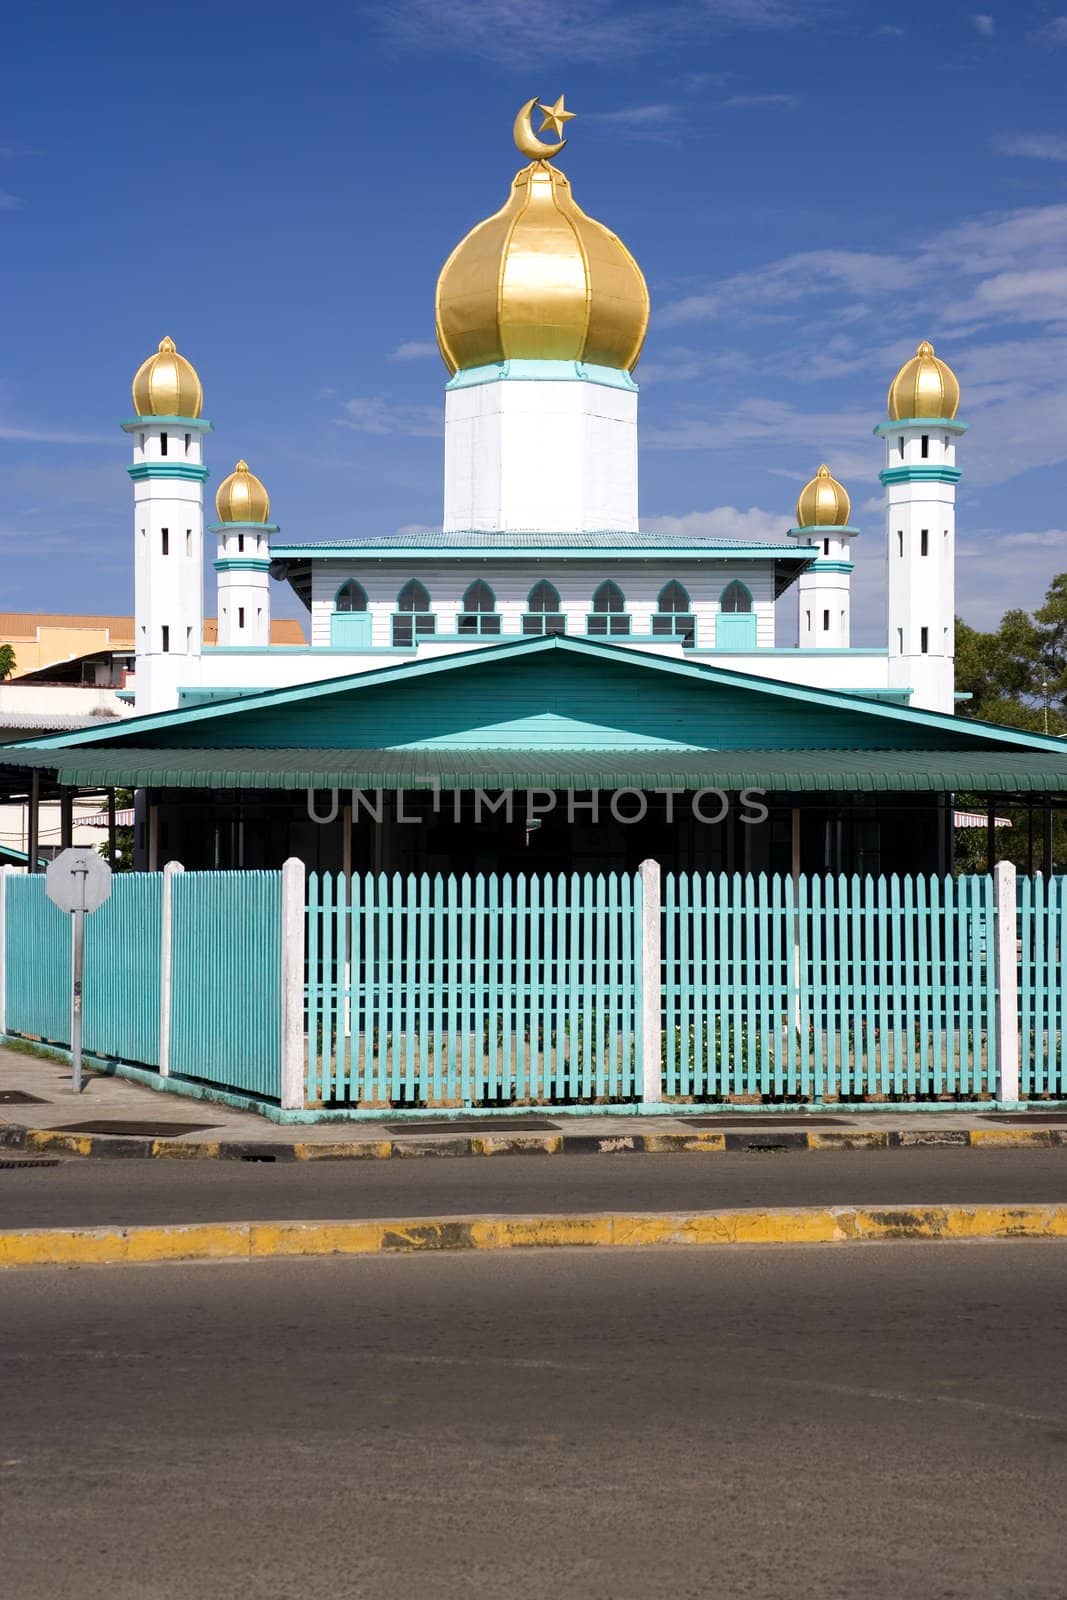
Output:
[{"xmin": 2, "ymin": 0, "xmax": 1066, "ymax": 642}]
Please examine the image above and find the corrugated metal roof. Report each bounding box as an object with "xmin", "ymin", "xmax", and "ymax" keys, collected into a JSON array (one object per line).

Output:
[
  {"xmin": 4, "ymin": 746, "xmax": 1067, "ymax": 793},
  {"xmin": 0, "ymin": 712, "xmax": 122, "ymax": 732}
]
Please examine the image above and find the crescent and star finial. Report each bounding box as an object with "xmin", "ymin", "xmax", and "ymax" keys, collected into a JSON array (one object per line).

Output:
[{"xmin": 513, "ymin": 94, "xmax": 576, "ymax": 162}]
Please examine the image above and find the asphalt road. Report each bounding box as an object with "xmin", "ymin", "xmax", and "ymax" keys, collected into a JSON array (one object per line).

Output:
[
  {"xmin": 4, "ymin": 1244, "xmax": 1067, "ymax": 1599},
  {"xmin": 1, "ymin": 1147, "xmax": 1066, "ymax": 1227}
]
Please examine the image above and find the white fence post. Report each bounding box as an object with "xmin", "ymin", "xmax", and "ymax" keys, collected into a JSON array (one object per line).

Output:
[
  {"xmin": 280, "ymin": 856, "xmax": 307, "ymax": 1111},
  {"xmin": 994, "ymin": 860, "xmax": 1020, "ymax": 1104},
  {"xmin": 0, "ymin": 863, "xmax": 13, "ymax": 1036},
  {"xmin": 640, "ymin": 858, "xmax": 662, "ymax": 1104},
  {"xmin": 159, "ymin": 861, "xmax": 183, "ymax": 1076}
]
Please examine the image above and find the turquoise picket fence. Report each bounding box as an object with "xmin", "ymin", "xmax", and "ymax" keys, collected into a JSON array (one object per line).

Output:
[
  {"xmin": 306, "ymin": 870, "xmax": 642, "ymax": 1107},
  {"xmin": 662, "ymin": 872, "xmax": 998, "ymax": 1101},
  {"xmin": 1018, "ymin": 875, "xmax": 1067, "ymax": 1097},
  {"xmin": 4, "ymin": 874, "xmax": 72, "ymax": 1044},
  {"xmin": 168, "ymin": 870, "xmax": 281, "ymax": 1096},
  {"xmin": 4, "ymin": 872, "xmax": 163, "ymax": 1063}
]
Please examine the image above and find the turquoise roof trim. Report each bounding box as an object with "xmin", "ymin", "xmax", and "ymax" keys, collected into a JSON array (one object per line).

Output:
[
  {"xmin": 121, "ymin": 416, "xmax": 214, "ymax": 433},
  {"xmin": 208, "ymin": 521, "xmax": 279, "ymax": 534},
  {"xmin": 806, "ymin": 560, "xmax": 855, "ymax": 574},
  {"xmin": 128, "ymin": 462, "xmax": 210, "ymax": 483},
  {"xmin": 213, "ymin": 557, "xmax": 272, "ymax": 572},
  {"xmin": 788, "ymin": 525, "xmax": 859, "ymax": 538},
  {"xmin": 874, "ymin": 418, "xmax": 968, "ymax": 438},
  {"xmin": 879, "ymin": 464, "xmax": 962, "ymax": 487},
  {"xmin": 447, "ymin": 359, "xmax": 638, "ymax": 393},
  {"xmin": 270, "ymin": 540, "xmax": 809, "ymax": 563},
  {"xmin": 14, "ymin": 633, "xmax": 1067, "ymax": 759}
]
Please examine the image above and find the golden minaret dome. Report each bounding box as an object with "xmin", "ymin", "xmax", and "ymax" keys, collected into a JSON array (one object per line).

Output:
[
  {"xmin": 215, "ymin": 460, "xmax": 271, "ymax": 523},
  {"xmin": 796, "ymin": 464, "xmax": 851, "ymax": 528},
  {"xmin": 887, "ymin": 340, "xmax": 960, "ymax": 421},
  {"xmin": 131, "ymin": 336, "xmax": 203, "ymax": 418},
  {"xmin": 434, "ymin": 98, "xmax": 650, "ymax": 374}
]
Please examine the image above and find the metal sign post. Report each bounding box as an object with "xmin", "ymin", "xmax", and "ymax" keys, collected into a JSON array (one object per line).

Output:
[{"xmin": 45, "ymin": 849, "xmax": 112, "ymax": 1094}]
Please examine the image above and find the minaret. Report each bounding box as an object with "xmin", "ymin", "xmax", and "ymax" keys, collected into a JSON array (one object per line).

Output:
[
  {"xmin": 210, "ymin": 461, "xmax": 277, "ymax": 647},
  {"xmin": 124, "ymin": 337, "xmax": 211, "ymax": 713},
  {"xmin": 877, "ymin": 341, "xmax": 965, "ymax": 714},
  {"xmin": 788, "ymin": 464, "xmax": 857, "ymax": 648},
  {"xmin": 434, "ymin": 98, "xmax": 648, "ymax": 534}
]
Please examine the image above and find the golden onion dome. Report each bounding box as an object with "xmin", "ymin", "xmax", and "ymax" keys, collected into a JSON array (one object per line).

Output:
[
  {"xmin": 435, "ymin": 114, "xmax": 649, "ymax": 374},
  {"xmin": 132, "ymin": 336, "xmax": 203, "ymax": 418},
  {"xmin": 215, "ymin": 460, "xmax": 271, "ymax": 523},
  {"xmin": 887, "ymin": 340, "xmax": 960, "ymax": 421},
  {"xmin": 796, "ymin": 464, "xmax": 851, "ymax": 529}
]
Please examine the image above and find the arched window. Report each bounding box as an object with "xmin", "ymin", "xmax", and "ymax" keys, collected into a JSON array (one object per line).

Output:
[
  {"xmin": 458, "ymin": 579, "xmax": 501, "ymax": 636},
  {"xmin": 392, "ymin": 578, "xmax": 436, "ymax": 647},
  {"xmin": 719, "ymin": 580, "xmax": 752, "ymax": 613},
  {"xmin": 334, "ymin": 580, "xmax": 368, "ymax": 613},
  {"xmin": 522, "ymin": 579, "xmax": 566, "ymax": 637},
  {"xmin": 652, "ymin": 580, "xmax": 696, "ymax": 647},
  {"xmin": 587, "ymin": 580, "xmax": 630, "ymax": 637}
]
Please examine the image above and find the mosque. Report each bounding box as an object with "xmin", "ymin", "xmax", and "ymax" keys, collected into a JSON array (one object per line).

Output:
[{"xmin": 3, "ymin": 100, "xmax": 1066, "ymax": 875}]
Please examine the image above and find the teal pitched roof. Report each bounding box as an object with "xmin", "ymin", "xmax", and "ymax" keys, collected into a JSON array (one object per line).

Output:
[{"xmin": 2, "ymin": 636, "xmax": 1067, "ymax": 794}]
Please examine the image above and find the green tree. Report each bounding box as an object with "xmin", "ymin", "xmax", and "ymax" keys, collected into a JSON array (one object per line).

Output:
[
  {"xmin": 954, "ymin": 574, "xmax": 1067, "ymax": 872},
  {"xmin": 95, "ymin": 789, "xmax": 136, "ymax": 871},
  {"xmin": 0, "ymin": 643, "xmax": 16, "ymax": 680}
]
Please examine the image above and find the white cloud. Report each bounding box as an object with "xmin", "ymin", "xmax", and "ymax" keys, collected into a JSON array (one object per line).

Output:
[
  {"xmin": 973, "ymin": 13, "xmax": 995, "ymax": 36},
  {"xmin": 641, "ymin": 504, "xmax": 788, "ymax": 542},
  {"xmin": 718, "ymin": 93, "xmax": 798, "ymax": 109},
  {"xmin": 1033, "ymin": 16, "xmax": 1067, "ymax": 44},
  {"xmin": 388, "ymin": 340, "xmax": 439, "ymax": 361},
  {"xmin": 0, "ymin": 191, "xmax": 20, "ymax": 210},
  {"xmin": 583, "ymin": 105, "xmax": 682, "ymax": 143},
  {"xmin": 0, "ymin": 423, "xmax": 118, "ymax": 445},
  {"xmin": 336, "ymin": 396, "xmax": 442, "ymax": 437},
  {"xmin": 992, "ymin": 132, "xmax": 1067, "ymax": 163},
  {"xmin": 365, "ymin": 0, "xmax": 829, "ymax": 64}
]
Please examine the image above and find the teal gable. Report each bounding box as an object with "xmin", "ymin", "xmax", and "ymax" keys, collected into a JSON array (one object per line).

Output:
[{"xmin": 18, "ymin": 636, "xmax": 1055, "ymax": 760}]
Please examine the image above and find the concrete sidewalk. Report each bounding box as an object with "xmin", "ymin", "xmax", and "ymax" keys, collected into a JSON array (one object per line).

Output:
[{"xmin": 2, "ymin": 1043, "xmax": 1066, "ymax": 1160}]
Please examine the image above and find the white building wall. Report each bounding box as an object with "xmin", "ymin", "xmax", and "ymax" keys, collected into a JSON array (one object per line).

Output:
[
  {"xmin": 305, "ymin": 559, "xmax": 778, "ymax": 651},
  {"xmin": 884, "ymin": 424, "xmax": 957, "ymax": 714},
  {"xmin": 442, "ymin": 377, "xmax": 639, "ymax": 534},
  {"xmin": 130, "ymin": 421, "xmax": 205, "ymax": 713}
]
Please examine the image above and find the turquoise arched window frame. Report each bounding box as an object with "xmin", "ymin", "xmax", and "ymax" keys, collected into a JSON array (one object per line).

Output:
[
  {"xmin": 459, "ymin": 579, "xmax": 501, "ymax": 636},
  {"xmin": 652, "ymin": 580, "xmax": 696, "ymax": 648},
  {"xmin": 715, "ymin": 580, "xmax": 757, "ymax": 649},
  {"xmin": 522, "ymin": 580, "xmax": 566, "ymax": 637},
  {"xmin": 392, "ymin": 578, "xmax": 436, "ymax": 648},
  {"xmin": 587, "ymin": 580, "xmax": 631, "ymax": 637},
  {"xmin": 330, "ymin": 579, "xmax": 372, "ymax": 648}
]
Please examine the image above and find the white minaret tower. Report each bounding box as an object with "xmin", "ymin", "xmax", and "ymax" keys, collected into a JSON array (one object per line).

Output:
[
  {"xmin": 434, "ymin": 100, "xmax": 648, "ymax": 535},
  {"xmin": 124, "ymin": 337, "xmax": 210, "ymax": 713},
  {"xmin": 788, "ymin": 464, "xmax": 857, "ymax": 648},
  {"xmin": 877, "ymin": 340, "xmax": 965, "ymax": 715},
  {"xmin": 210, "ymin": 461, "xmax": 277, "ymax": 647}
]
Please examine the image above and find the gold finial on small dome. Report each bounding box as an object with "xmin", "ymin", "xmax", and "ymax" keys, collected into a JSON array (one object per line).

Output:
[
  {"xmin": 435, "ymin": 102, "xmax": 649, "ymax": 375},
  {"xmin": 796, "ymin": 463, "xmax": 851, "ymax": 529},
  {"xmin": 887, "ymin": 339, "xmax": 960, "ymax": 421},
  {"xmin": 131, "ymin": 335, "xmax": 203, "ymax": 418},
  {"xmin": 215, "ymin": 459, "xmax": 271, "ymax": 523}
]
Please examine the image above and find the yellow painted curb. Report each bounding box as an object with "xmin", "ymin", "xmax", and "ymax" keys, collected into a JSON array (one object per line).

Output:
[
  {"xmin": 968, "ymin": 1128, "xmax": 1056, "ymax": 1148},
  {"xmin": 3, "ymin": 1204, "xmax": 1067, "ymax": 1269}
]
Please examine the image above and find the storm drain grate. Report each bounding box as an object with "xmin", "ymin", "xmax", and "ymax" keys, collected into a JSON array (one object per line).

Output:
[
  {"xmin": 387, "ymin": 1116, "xmax": 562, "ymax": 1135},
  {"xmin": 683, "ymin": 1115, "xmax": 847, "ymax": 1128},
  {"xmin": 0, "ymin": 1157, "xmax": 61, "ymax": 1169},
  {"xmin": 49, "ymin": 1120, "xmax": 220, "ymax": 1137},
  {"xmin": 0, "ymin": 1090, "xmax": 49, "ymax": 1105},
  {"xmin": 980, "ymin": 1113, "xmax": 1067, "ymax": 1125}
]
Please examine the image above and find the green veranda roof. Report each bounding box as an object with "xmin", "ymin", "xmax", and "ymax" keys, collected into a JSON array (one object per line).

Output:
[{"xmin": 5, "ymin": 746, "xmax": 1067, "ymax": 793}]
